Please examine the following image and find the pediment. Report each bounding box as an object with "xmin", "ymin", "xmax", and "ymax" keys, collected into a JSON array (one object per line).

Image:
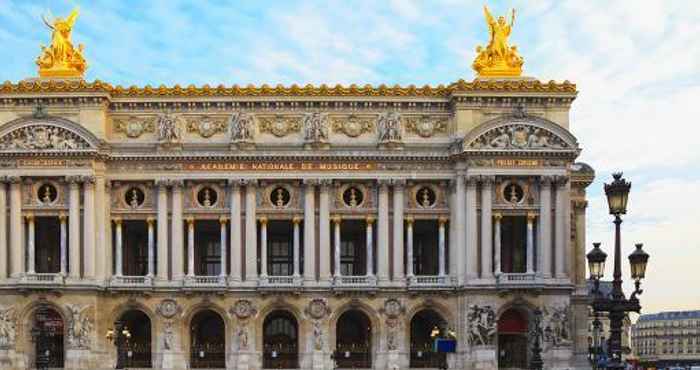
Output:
[
  {"xmin": 462, "ymin": 115, "xmax": 579, "ymax": 153},
  {"xmin": 0, "ymin": 116, "xmax": 98, "ymax": 152}
]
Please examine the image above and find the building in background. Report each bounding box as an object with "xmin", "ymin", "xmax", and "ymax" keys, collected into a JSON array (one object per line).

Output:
[
  {"xmin": 632, "ymin": 310, "xmax": 700, "ymax": 370},
  {"xmin": 0, "ymin": 6, "xmax": 596, "ymax": 370}
]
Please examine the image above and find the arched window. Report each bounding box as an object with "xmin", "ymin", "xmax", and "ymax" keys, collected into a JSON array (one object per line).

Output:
[
  {"xmin": 190, "ymin": 310, "xmax": 226, "ymax": 368},
  {"xmin": 118, "ymin": 310, "xmax": 152, "ymax": 368},
  {"xmin": 410, "ymin": 309, "xmax": 447, "ymax": 368},
  {"xmin": 263, "ymin": 310, "xmax": 299, "ymax": 369},
  {"xmin": 335, "ymin": 310, "xmax": 372, "ymax": 369}
]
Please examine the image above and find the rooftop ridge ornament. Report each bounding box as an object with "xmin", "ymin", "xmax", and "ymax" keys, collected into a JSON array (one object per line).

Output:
[
  {"xmin": 472, "ymin": 5, "xmax": 524, "ymax": 78},
  {"xmin": 36, "ymin": 7, "xmax": 88, "ymax": 79}
]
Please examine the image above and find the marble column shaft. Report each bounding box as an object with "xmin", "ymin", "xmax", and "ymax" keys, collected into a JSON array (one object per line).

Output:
[
  {"xmin": 526, "ymin": 213, "xmax": 536, "ymax": 274},
  {"xmin": 405, "ymin": 218, "xmax": 414, "ymax": 277},
  {"xmin": 318, "ymin": 182, "xmax": 331, "ymax": 282},
  {"xmin": 465, "ymin": 176, "xmax": 479, "ymax": 280},
  {"xmin": 377, "ymin": 182, "xmax": 389, "ymax": 281},
  {"xmin": 229, "ymin": 180, "xmax": 242, "ymax": 282},
  {"xmin": 94, "ymin": 177, "xmax": 107, "ymax": 280},
  {"xmin": 220, "ymin": 217, "xmax": 228, "ymax": 277},
  {"xmin": 332, "ymin": 216, "xmax": 341, "ymax": 277},
  {"xmin": 293, "ymin": 216, "xmax": 301, "ymax": 277},
  {"xmin": 83, "ymin": 177, "xmax": 95, "ymax": 278},
  {"xmin": 303, "ymin": 180, "xmax": 316, "ymax": 283},
  {"xmin": 59, "ymin": 213, "xmax": 67, "ymax": 275},
  {"xmin": 244, "ymin": 181, "xmax": 257, "ymax": 281},
  {"xmin": 187, "ymin": 217, "xmax": 195, "ymax": 276},
  {"xmin": 366, "ymin": 216, "xmax": 374, "ymax": 277},
  {"xmin": 493, "ymin": 213, "xmax": 502, "ymax": 276},
  {"xmin": 171, "ymin": 182, "xmax": 184, "ymax": 280},
  {"xmin": 0, "ymin": 181, "xmax": 7, "ymax": 279},
  {"xmin": 114, "ymin": 219, "xmax": 123, "ymax": 276},
  {"xmin": 438, "ymin": 216, "xmax": 447, "ymax": 276},
  {"xmin": 26, "ymin": 214, "xmax": 35, "ymax": 274},
  {"xmin": 555, "ymin": 177, "xmax": 568, "ymax": 278},
  {"xmin": 156, "ymin": 181, "xmax": 169, "ymax": 280},
  {"xmin": 68, "ymin": 177, "xmax": 81, "ymax": 278},
  {"xmin": 260, "ymin": 217, "xmax": 268, "ymax": 277},
  {"xmin": 147, "ymin": 217, "xmax": 155, "ymax": 277},
  {"xmin": 480, "ymin": 177, "xmax": 494, "ymax": 279},
  {"xmin": 453, "ymin": 175, "xmax": 466, "ymax": 282},
  {"xmin": 392, "ymin": 180, "xmax": 405, "ymax": 281},
  {"xmin": 539, "ymin": 177, "xmax": 553, "ymax": 278},
  {"xmin": 9, "ymin": 177, "xmax": 22, "ymax": 277}
]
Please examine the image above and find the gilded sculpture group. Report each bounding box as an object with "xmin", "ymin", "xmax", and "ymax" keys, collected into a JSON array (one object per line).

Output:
[{"xmin": 35, "ymin": 5, "xmax": 525, "ymax": 80}]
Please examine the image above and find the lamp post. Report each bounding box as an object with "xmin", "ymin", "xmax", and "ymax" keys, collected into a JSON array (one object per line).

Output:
[
  {"xmin": 589, "ymin": 312, "xmax": 603, "ymax": 370},
  {"xmin": 587, "ymin": 173, "xmax": 650, "ymax": 370},
  {"xmin": 106, "ymin": 321, "xmax": 132, "ymax": 369}
]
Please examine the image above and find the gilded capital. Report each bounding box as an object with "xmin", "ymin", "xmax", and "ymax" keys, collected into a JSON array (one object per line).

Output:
[
  {"xmin": 219, "ymin": 216, "xmax": 229, "ymax": 225},
  {"xmin": 365, "ymin": 215, "xmax": 375, "ymax": 224},
  {"xmin": 331, "ymin": 215, "xmax": 342, "ymax": 224},
  {"xmin": 258, "ymin": 216, "xmax": 268, "ymax": 225},
  {"xmin": 404, "ymin": 216, "xmax": 414, "ymax": 225},
  {"xmin": 292, "ymin": 216, "xmax": 303, "ymax": 225}
]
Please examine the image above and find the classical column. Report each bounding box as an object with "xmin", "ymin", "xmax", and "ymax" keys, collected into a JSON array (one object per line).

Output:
[
  {"xmin": 156, "ymin": 180, "xmax": 169, "ymax": 280},
  {"xmin": 94, "ymin": 176, "xmax": 107, "ymax": 280},
  {"xmin": 229, "ymin": 180, "xmax": 242, "ymax": 282},
  {"xmin": 438, "ymin": 216, "xmax": 447, "ymax": 277},
  {"xmin": 318, "ymin": 180, "xmax": 332, "ymax": 282},
  {"xmin": 526, "ymin": 213, "xmax": 536, "ymax": 274},
  {"xmin": 366, "ymin": 216, "xmax": 374, "ymax": 277},
  {"xmin": 539, "ymin": 176, "xmax": 553, "ymax": 278},
  {"xmin": 392, "ymin": 180, "xmax": 405, "ymax": 282},
  {"xmin": 114, "ymin": 218, "xmax": 123, "ymax": 276},
  {"xmin": 332, "ymin": 215, "xmax": 341, "ymax": 278},
  {"xmin": 186, "ymin": 217, "xmax": 195, "ymax": 277},
  {"xmin": 83, "ymin": 176, "xmax": 95, "ymax": 278},
  {"xmin": 171, "ymin": 181, "xmax": 184, "ymax": 280},
  {"xmin": 303, "ymin": 180, "xmax": 316, "ymax": 283},
  {"xmin": 452, "ymin": 175, "xmax": 466, "ymax": 282},
  {"xmin": 405, "ymin": 217, "xmax": 414, "ymax": 278},
  {"xmin": 102, "ymin": 181, "xmax": 113, "ymax": 280},
  {"xmin": 146, "ymin": 217, "xmax": 155, "ymax": 277},
  {"xmin": 293, "ymin": 216, "xmax": 301, "ymax": 278},
  {"xmin": 59, "ymin": 213, "xmax": 68, "ymax": 275},
  {"xmin": 26, "ymin": 214, "xmax": 35, "ymax": 274},
  {"xmin": 219, "ymin": 217, "xmax": 228, "ymax": 277},
  {"xmin": 554, "ymin": 176, "xmax": 568, "ymax": 279},
  {"xmin": 574, "ymin": 200, "xmax": 589, "ymax": 285},
  {"xmin": 480, "ymin": 176, "xmax": 494, "ymax": 279},
  {"xmin": 377, "ymin": 181, "xmax": 389, "ymax": 282},
  {"xmin": 67, "ymin": 176, "xmax": 81, "ymax": 279},
  {"xmin": 0, "ymin": 180, "xmax": 7, "ymax": 279},
  {"xmin": 244, "ymin": 180, "xmax": 257, "ymax": 281},
  {"xmin": 259, "ymin": 217, "xmax": 268, "ymax": 278},
  {"xmin": 8, "ymin": 176, "xmax": 22, "ymax": 278},
  {"xmin": 465, "ymin": 175, "xmax": 479, "ymax": 280},
  {"xmin": 493, "ymin": 213, "xmax": 502, "ymax": 276}
]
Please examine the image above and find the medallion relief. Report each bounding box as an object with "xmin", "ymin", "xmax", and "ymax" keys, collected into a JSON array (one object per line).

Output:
[
  {"xmin": 186, "ymin": 116, "xmax": 227, "ymax": 138},
  {"xmin": 331, "ymin": 115, "xmax": 374, "ymax": 138},
  {"xmin": 404, "ymin": 115, "xmax": 448, "ymax": 138},
  {"xmin": 258, "ymin": 115, "xmax": 301, "ymax": 138},
  {"xmin": 113, "ymin": 116, "xmax": 155, "ymax": 138},
  {"xmin": 156, "ymin": 299, "xmax": 182, "ymax": 319}
]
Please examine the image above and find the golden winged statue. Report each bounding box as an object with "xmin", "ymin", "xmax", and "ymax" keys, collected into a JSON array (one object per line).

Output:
[
  {"xmin": 36, "ymin": 7, "xmax": 88, "ymax": 78},
  {"xmin": 472, "ymin": 5, "xmax": 524, "ymax": 77}
]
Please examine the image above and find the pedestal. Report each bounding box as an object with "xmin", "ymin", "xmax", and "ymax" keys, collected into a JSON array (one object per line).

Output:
[
  {"xmin": 544, "ymin": 346, "xmax": 574, "ymax": 370},
  {"xmin": 386, "ymin": 349, "xmax": 401, "ymax": 370},
  {"xmin": 0, "ymin": 349, "xmax": 25, "ymax": 370},
  {"xmin": 312, "ymin": 350, "xmax": 327, "ymax": 370},
  {"xmin": 472, "ymin": 345, "xmax": 498, "ymax": 370},
  {"xmin": 236, "ymin": 351, "xmax": 251, "ymax": 370},
  {"xmin": 64, "ymin": 348, "xmax": 95, "ymax": 369},
  {"xmin": 161, "ymin": 350, "xmax": 187, "ymax": 370}
]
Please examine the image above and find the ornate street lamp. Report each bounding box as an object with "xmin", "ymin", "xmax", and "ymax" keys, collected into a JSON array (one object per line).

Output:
[
  {"xmin": 106, "ymin": 321, "xmax": 132, "ymax": 369},
  {"xmin": 588, "ymin": 172, "xmax": 650, "ymax": 370}
]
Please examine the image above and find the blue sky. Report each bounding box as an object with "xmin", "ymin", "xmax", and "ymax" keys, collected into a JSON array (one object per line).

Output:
[{"xmin": 2, "ymin": 0, "xmax": 699, "ymax": 314}]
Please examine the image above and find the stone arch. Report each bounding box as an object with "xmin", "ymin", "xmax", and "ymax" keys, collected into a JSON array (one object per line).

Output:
[
  {"xmin": 255, "ymin": 300, "xmax": 306, "ymax": 358},
  {"xmin": 405, "ymin": 299, "xmax": 455, "ymax": 327},
  {"xmin": 108, "ymin": 301, "xmax": 156, "ymax": 368},
  {"xmin": 19, "ymin": 300, "xmax": 69, "ymax": 369},
  {"xmin": 330, "ymin": 301, "xmax": 380, "ymax": 369},
  {"xmin": 187, "ymin": 307, "xmax": 227, "ymax": 369},
  {"xmin": 0, "ymin": 115, "xmax": 100, "ymax": 151},
  {"xmin": 462, "ymin": 114, "xmax": 580, "ymax": 153},
  {"xmin": 261, "ymin": 309, "xmax": 301, "ymax": 369},
  {"xmin": 496, "ymin": 301, "xmax": 535, "ymax": 370},
  {"xmin": 409, "ymin": 308, "xmax": 449, "ymax": 369}
]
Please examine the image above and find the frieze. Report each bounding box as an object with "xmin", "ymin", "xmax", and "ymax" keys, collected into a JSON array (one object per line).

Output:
[
  {"xmin": 113, "ymin": 116, "xmax": 155, "ymax": 138},
  {"xmin": 404, "ymin": 115, "xmax": 448, "ymax": 138},
  {"xmin": 0, "ymin": 306, "xmax": 16, "ymax": 349},
  {"xmin": 466, "ymin": 304, "xmax": 497, "ymax": 346},
  {"xmin": 258, "ymin": 115, "xmax": 302, "ymax": 137},
  {"xmin": 185, "ymin": 116, "xmax": 227, "ymax": 138},
  {"xmin": 66, "ymin": 304, "xmax": 93, "ymax": 349},
  {"xmin": 183, "ymin": 162, "xmax": 376, "ymax": 172}
]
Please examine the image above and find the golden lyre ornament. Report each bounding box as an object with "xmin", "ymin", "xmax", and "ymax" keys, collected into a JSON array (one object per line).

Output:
[
  {"xmin": 36, "ymin": 8, "xmax": 88, "ymax": 78},
  {"xmin": 472, "ymin": 5, "xmax": 524, "ymax": 77}
]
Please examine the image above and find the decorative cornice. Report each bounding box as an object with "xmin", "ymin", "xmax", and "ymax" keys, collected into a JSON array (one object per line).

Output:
[{"xmin": 0, "ymin": 79, "xmax": 577, "ymax": 98}]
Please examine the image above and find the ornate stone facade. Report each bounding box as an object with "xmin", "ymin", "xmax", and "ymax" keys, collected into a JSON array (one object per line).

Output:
[{"xmin": 0, "ymin": 69, "xmax": 593, "ymax": 370}]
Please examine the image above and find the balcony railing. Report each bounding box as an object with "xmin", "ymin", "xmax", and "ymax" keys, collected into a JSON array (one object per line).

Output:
[
  {"xmin": 259, "ymin": 275, "xmax": 299, "ymax": 288},
  {"xmin": 497, "ymin": 272, "xmax": 538, "ymax": 285},
  {"xmin": 22, "ymin": 273, "xmax": 64, "ymax": 284},
  {"xmin": 408, "ymin": 275, "xmax": 450, "ymax": 288},
  {"xmin": 333, "ymin": 275, "xmax": 377, "ymax": 288},
  {"xmin": 110, "ymin": 275, "xmax": 153, "ymax": 287},
  {"xmin": 184, "ymin": 275, "xmax": 226, "ymax": 287}
]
